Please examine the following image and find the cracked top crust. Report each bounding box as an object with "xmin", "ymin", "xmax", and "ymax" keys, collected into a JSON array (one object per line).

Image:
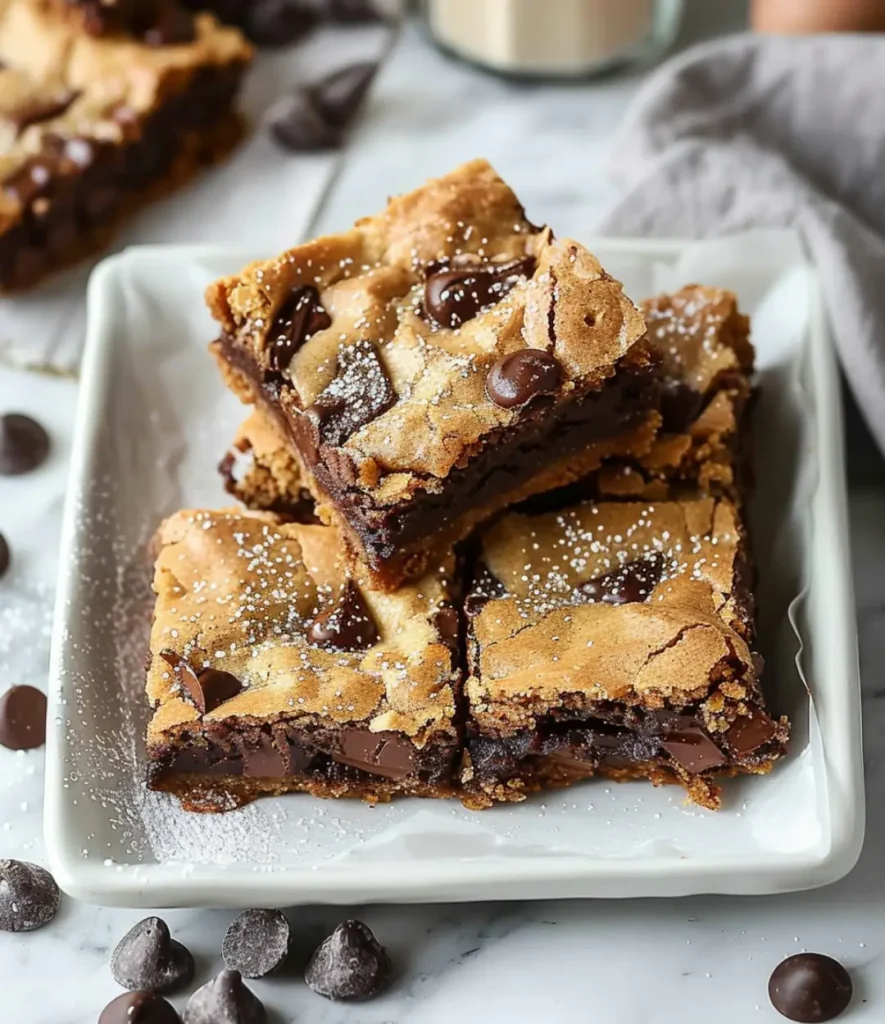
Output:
[
  {"xmin": 206, "ymin": 159, "xmax": 648, "ymax": 506},
  {"xmin": 146, "ymin": 508, "xmax": 459, "ymax": 747},
  {"xmin": 467, "ymin": 498, "xmax": 755, "ymax": 720}
]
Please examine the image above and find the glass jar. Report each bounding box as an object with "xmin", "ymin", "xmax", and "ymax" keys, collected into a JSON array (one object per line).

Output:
[{"xmin": 420, "ymin": 0, "xmax": 684, "ymax": 80}]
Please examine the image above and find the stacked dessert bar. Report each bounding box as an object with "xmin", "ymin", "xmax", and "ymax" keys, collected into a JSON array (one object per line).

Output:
[
  {"xmin": 145, "ymin": 159, "xmax": 788, "ymax": 813},
  {"xmin": 0, "ymin": 0, "xmax": 252, "ymax": 290}
]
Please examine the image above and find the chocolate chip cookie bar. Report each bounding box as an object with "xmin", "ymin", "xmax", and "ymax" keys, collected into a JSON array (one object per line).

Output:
[
  {"xmin": 146, "ymin": 508, "xmax": 462, "ymax": 811},
  {"xmin": 0, "ymin": 0, "xmax": 252, "ymax": 290},
  {"xmin": 462, "ymin": 497, "xmax": 788, "ymax": 810},
  {"xmin": 208, "ymin": 159, "xmax": 661, "ymax": 590}
]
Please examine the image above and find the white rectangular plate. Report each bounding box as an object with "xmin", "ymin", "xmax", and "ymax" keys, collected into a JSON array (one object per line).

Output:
[{"xmin": 45, "ymin": 231, "xmax": 864, "ymax": 907}]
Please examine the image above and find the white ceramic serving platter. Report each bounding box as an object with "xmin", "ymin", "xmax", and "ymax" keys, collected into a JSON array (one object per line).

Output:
[{"xmin": 45, "ymin": 230, "xmax": 863, "ymax": 907}]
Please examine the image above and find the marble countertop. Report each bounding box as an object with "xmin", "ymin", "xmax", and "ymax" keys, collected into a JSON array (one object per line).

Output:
[{"xmin": 4, "ymin": 6, "xmax": 885, "ymax": 1022}]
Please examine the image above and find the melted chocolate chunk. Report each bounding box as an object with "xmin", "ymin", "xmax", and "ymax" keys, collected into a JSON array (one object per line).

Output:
[
  {"xmin": 99, "ymin": 991, "xmax": 180, "ymax": 1024},
  {"xmin": 433, "ymin": 603, "xmax": 460, "ymax": 657},
  {"xmin": 486, "ymin": 349, "xmax": 562, "ymax": 409},
  {"xmin": 727, "ymin": 712, "xmax": 777, "ymax": 755},
  {"xmin": 0, "ymin": 532, "xmax": 9, "ymax": 580},
  {"xmin": 111, "ymin": 916, "xmax": 195, "ymax": 993},
  {"xmin": 425, "ymin": 256, "xmax": 535, "ymax": 329},
  {"xmin": 244, "ymin": 0, "xmax": 317, "ymax": 46},
  {"xmin": 659, "ymin": 378, "xmax": 705, "ymax": 434},
  {"xmin": 0, "ymin": 859, "xmax": 60, "ymax": 932},
  {"xmin": 310, "ymin": 62, "xmax": 377, "ymax": 128},
  {"xmin": 159, "ymin": 651, "xmax": 242, "ymax": 714},
  {"xmin": 579, "ymin": 552, "xmax": 666, "ymax": 606},
  {"xmin": 0, "ymin": 685, "xmax": 47, "ymax": 751},
  {"xmin": 305, "ymin": 920, "xmax": 392, "ymax": 1002},
  {"xmin": 268, "ymin": 284, "xmax": 331, "ymax": 372},
  {"xmin": 143, "ymin": 7, "xmax": 197, "ymax": 45},
  {"xmin": 658, "ymin": 715, "xmax": 727, "ymax": 774},
  {"xmin": 0, "ymin": 413, "xmax": 50, "ymax": 475},
  {"xmin": 183, "ymin": 969, "xmax": 266, "ymax": 1024},
  {"xmin": 305, "ymin": 339, "xmax": 395, "ymax": 447},
  {"xmin": 768, "ymin": 953, "xmax": 853, "ymax": 1023},
  {"xmin": 222, "ymin": 909, "xmax": 290, "ymax": 978},
  {"xmin": 335, "ymin": 729, "xmax": 417, "ymax": 780},
  {"xmin": 307, "ymin": 581, "xmax": 379, "ymax": 651},
  {"xmin": 242, "ymin": 734, "xmax": 289, "ymax": 778}
]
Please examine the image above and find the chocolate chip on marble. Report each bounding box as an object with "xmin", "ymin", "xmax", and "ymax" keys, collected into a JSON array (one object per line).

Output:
[
  {"xmin": 0, "ymin": 413, "xmax": 50, "ymax": 475},
  {"xmin": 486, "ymin": 348, "xmax": 561, "ymax": 409},
  {"xmin": 425, "ymin": 256, "xmax": 535, "ymax": 329},
  {"xmin": 143, "ymin": 7, "xmax": 197, "ymax": 46},
  {"xmin": 111, "ymin": 916, "xmax": 195, "ymax": 993},
  {"xmin": 0, "ymin": 685, "xmax": 47, "ymax": 750},
  {"xmin": 0, "ymin": 532, "xmax": 9, "ymax": 580},
  {"xmin": 268, "ymin": 284, "xmax": 331, "ymax": 372},
  {"xmin": 183, "ymin": 969, "xmax": 266, "ymax": 1024},
  {"xmin": 307, "ymin": 580, "xmax": 379, "ymax": 651},
  {"xmin": 159, "ymin": 651, "xmax": 243, "ymax": 714},
  {"xmin": 310, "ymin": 61, "xmax": 377, "ymax": 128},
  {"xmin": 305, "ymin": 339, "xmax": 396, "ymax": 447},
  {"xmin": 579, "ymin": 552, "xmax": 666, "ymax": 606},
  {"xmin": 222, "ymin": 909, "xmax": 290, "ymax": 978},
  {"xmin": 244, "ymin": 0, "xmax": 317, "ymax": 46},
  {"xmin": 768, "ymin": 953, "xmax": 853, "ymax": 1023},
  {"xmin": 305, "ymin": 919, "xmax": 392, "ymax": 1001},
  {"xmin": 99, "ymin": 991, "xmax": 181, "ymax": 1024},
  {"xmin": 0, "ymin": 859, "xmax": 60, "ymax": 932}
]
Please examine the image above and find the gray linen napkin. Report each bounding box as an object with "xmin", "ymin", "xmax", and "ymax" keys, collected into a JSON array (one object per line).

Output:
[{"xmin": 599, "ymin": 32, "xmax": 885, "ymax": 454}]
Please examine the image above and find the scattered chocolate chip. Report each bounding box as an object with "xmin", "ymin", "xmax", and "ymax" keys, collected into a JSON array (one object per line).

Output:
[
  {"xmin": 335, "ymin": 729, "xmax": 416, "ymax": 780},
  {"xmin": 0, "ymin": 413, "xmax": 50, "ymax": 475},
  {"xmin": 305, "ymin": 339, "xmax": 396, "ymax": 447},
  {"xmin": 143, "ymin": 7, "xmax": 197, "ymax": 45},
  {"xmin": 183, "ymin": 969, "xmax": 266, "ymax": 1024},
  {"xmin": 111, "ymin": 916, "xmax": 195, "ymax": 993},
  {"xmin": 268, "ymin": 284, "xmax": 331, "ymax": 372},
  {"xmin": 425, "ymin": 256, "xmax": 535, "ymax": 329},
  {"xmin": 659, "ymin": 379, "xmax": 705, "ymax": 434},
  {"xmin": 99, "ymin": 991, "xmax": 181, "ymax": 1024},
  {"xmin": 727, "ymin": 712, "xmax": 777, "ymax": 755},
  {"xmin": 580, "ymin": 552, "xmax": 666, "ymax": 606},
  {"xmin": 486, "ymin": 348, "xmax": 561, "ymax": 409},
  {"xmin": 244, "ymin": 0, "xmax": 317, "ymax": 46},
  {"xmin": 305, "ymin": 920, "xmax": 392, "ymax": 1002},
  {"xmin": 0, "ymin": 859, "xmax": 60, "ymax": 932},
  {"xmin": 159, "ymin": 651, "xmax": 243, "ymax": 714},
  {"xmin": 0, "ymin": 533, "xmax": 9, "ymax": 579},
  {"xmin": 222, "ymin": 909, "xmax": 290, "ymax": 978},
  {"xmin": 307, "ymin": 580, "xmax": 379, "ymax": 651},
  {"xmin": 0, "ymin": 685, "xmax": 47, "ymax": 751},
  {"xmin": 271, "ymin": 90, "xmax": 341, "ymax": 151},
  {"xmin": 309, "ymin": 61, "xmax": 377, "ymax": 128},
  {"xmin": 658, "ymin": 716, "xmax": 727, "ymax": 774},
  {"xmin": 769, "ymin": 953, "xmax": 853, "ymax": 1023}
]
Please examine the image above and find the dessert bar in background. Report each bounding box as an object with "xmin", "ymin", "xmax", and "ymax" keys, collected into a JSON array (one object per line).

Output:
[
  {"xmin": 0, "ymin": 0, "xmax": 252, "ymax": 290},
  {"xmin": 146, "ymin": 508, "xmax": 462, "ymax": 811},
  {"xmin": 208, "ymin": 158, "xmax": 661, "ymax": 590},
  {"xmin": 461, "ymin": 498, "xmax": 788, "ymax": 810}
]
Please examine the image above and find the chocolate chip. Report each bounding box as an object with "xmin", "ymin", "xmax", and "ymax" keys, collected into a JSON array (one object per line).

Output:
[
  {"xmin": 0, "ymin": 685, "xmax": 47, "ymax": 751},
  {"xmin": 143, "ymin": 8, "xmax": 197, "ymax": 45},
  {"xmin": 0, "ymin": 859, "xmax": 60, "ymax": 932},
  {"xmin": 222, "ymin": 909, "xmax": 290, "ymax": 978},
  {"xmin": 425, "ymin": 256, "xmax": 535, "ymax": 329},
  {"xmin": 727, "ymin": 712, "xmax": 777, "ymax": 755},
  {"xmin": 580, "ymin": 552, "xmax": 666, "ymax": 606},
  {"xmin": 159, "ymin": 651, "xmax": 243, "ymax": 714},
  {"xmin": 305, "ymin": 339, "xmax": 395, "ymax": 447},
  {"xmin": 183, "ymin": 969, "xmax": 266, "ymax": 1024},
  {"xmin": 658, "ymin": 715, "xmax": 727, "ymax": 774},
  {"xmin": 111, "ymin": 917, "xmax": 195, "ymax": 993},
  {"xmin": 244, "ymin": 0, "xmax": 317, "ymax": 45},
  {"xmin": 307, "ymin": 581, "xmax": 379, "ymax": 651},
  {"xmin": 310, "ymin": 61, "xmax": 377, "ymax": 128},
  {"xmin": 0, "ymin": 533, "xmax": 9, "ymax": 579},
  {"xmin": 0, "ymin": 413, "xmax": 50, "ymax": 475},
  {"xmin": 270, "ymin": 90, "xmax": 342, "ymax": 151},
  {"xmin": 335, "ymin": 729, "xmax": 416, "ymax": 780},
  {"xmin": 242, "ymin": 733, "xmax": 290, "ymax": 777},
  {"xmin": 769, "ymin": 953, "xmax": 853, "ymax": 1023},
  {"xmin": 304, "ymin": 920, "xmax": 392, "ymax": 1002},
  {"xmin": 99, "ymin": 991, "xmax": 181, "ymax": 1024},
  {"xmin": 267, "ymin": 284, "xmax": 331, "ymax": 372},
  {"xmin": 659, "ymin": 379, "xmax": 705, "ymax": 434},
  {"xmin": 486, "ymin": 348, "xmax": 561, "ymax": 409}
]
